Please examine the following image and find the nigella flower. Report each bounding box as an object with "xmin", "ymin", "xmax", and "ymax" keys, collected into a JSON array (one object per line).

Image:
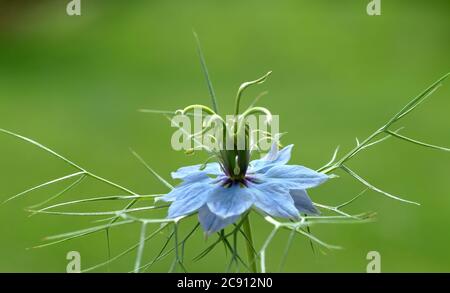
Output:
[{"xmin": 162, "ymin": 143, "xmax": 329, "ymax": 234}]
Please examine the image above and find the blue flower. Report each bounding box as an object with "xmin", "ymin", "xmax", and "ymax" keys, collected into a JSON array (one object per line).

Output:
[{"xmin": 162, "ymin": 144, "xmax": 329, "ymax": 234}]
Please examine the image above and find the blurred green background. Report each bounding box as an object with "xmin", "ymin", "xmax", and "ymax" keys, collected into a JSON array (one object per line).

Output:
[{"xmin": 0, "ymin": 0, "xmax": 449, "ymax": 272}]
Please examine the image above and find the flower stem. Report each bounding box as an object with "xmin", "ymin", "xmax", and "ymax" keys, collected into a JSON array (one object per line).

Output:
[{"xmin": 242, "ymin": 214, "xmax": 258, "ymax": 273}]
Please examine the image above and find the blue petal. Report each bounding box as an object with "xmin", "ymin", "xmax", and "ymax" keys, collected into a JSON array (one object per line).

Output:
[
  {"xmin": 165, "ymin": 175, "xmax": 214, "ymax": 218},
  {"xmin": 250, "ymin": 144, "xmax": 294, "ymax": 173},
  {"xmin": 262, "ymin": 164, "xmax": 329, "ymax": 190},
  {"xmin": 198, "ymin": 206, "xmax": 239, "ymax": 235},
  {"xmin": 171, "ymin": 162, "xmax": 222, "ymax": 179},
  {"xmin": 167, "ymin": 188, "xmax": 209, "ymax": 218},
  {"xmin": 207, "ymin": 183, "xmax": 255, "ymax": 218},
  {"xmin": 249, "ymin": 182, "xmax": 300, "ymax": 219},
  {"xmin": 262, "ymin": 140, "xmax": 281, "ymax": 160},
  {"xmin": 264, "ymin": 143, "xmax": 293, "ymax": 164},
  {"xmin": 289, "ymin": 189, "xmax": 320, "ymax": 215},
  {"xmin": 161, "ymin": 172, "xmax": 211, "ymax": 202}
]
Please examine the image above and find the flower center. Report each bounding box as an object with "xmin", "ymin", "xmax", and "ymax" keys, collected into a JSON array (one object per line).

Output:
[
  {"xmin": 219, "ymin": 148, "xmax": 250, "ymax": 181},
  {"xmin": 220, "ymin": 173, "xmax": 259, "ymax": 188}
]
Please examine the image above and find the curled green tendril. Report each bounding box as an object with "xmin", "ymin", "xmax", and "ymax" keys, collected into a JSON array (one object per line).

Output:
[
  {"xmin": 240, "ymin": 106, "xmax": 273, "ymax": 122},
  {"xmin": 235, "ymin": 71, "xmax": 272, "ymax": 115},
  {"xmin": 177, "ymin": 104, "xmax": 217, "ymax": 116},
  {"xmin": 236, "ymin": 106, "xmax": 273, "ymax": 138}
]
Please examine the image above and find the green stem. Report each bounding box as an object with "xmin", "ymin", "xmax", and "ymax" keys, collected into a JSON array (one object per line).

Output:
[
  {"xmin": 242, "ymin": 214, "xmax": 258, "ymax": 273},
  {"xmin": 318, "ymin": 128, "xmax": 383, "ymax": 174}
]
